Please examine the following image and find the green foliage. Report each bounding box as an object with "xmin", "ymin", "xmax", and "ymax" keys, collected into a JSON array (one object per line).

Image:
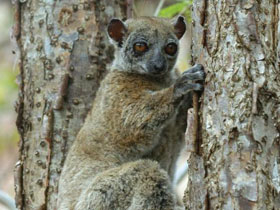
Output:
[
  {"xmin": 0, "ymin": 66, "xmax": 18, "ymax": 109},
  {"xmin": 0, "ymin": 66, "xmax": 19, "ymax": 151},
  {"xmin": 158, "ymin": 0, "xmax": 193, "ymax": 22}
]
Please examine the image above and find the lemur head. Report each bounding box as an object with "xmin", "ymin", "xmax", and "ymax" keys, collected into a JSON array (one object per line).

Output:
[{"xmin": 107, "ymin": 16, "xmax": 186, "ymax": 77}]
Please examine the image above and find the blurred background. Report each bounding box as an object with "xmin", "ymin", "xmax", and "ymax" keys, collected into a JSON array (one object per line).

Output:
[
  {"xmin": 0, "ymin": 1, "xmax": 192, "ymax": 209},
  {"xmin": 0, "ymin": 0, "xmax": 19, "ymax": 209}
]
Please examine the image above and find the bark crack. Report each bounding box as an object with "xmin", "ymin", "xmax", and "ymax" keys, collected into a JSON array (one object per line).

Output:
[
  {"xmin": 272, "ymin": 0, "xmax": 278, "ymax": 52},
  {"xmin": 200, "ymin": 0, "xmax": 209, "ymax": 51},
  {"xmin": 193, "ymin": 93, "xmax": 200, "ymax": 155}
]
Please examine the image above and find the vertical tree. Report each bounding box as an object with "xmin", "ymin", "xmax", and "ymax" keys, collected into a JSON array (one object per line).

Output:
[
  {"xmin": 184, "ymin": 0, "xmax": 280, "ymax": 209},
  {"xmin": 13, "ymin": 1, "xmax": 127, "ymax": 209}
]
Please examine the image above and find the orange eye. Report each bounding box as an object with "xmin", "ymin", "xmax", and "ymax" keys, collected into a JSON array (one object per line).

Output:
[
  {"xmin": 133, "ymin": 42, "xmax": 148, "ymax": 53},
  {"xmin": 165, "ymin": 43, "xmax": 177, "ymax": 56}
]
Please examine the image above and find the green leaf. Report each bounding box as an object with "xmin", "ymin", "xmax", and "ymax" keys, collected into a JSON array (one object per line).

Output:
[
  {"xmin": 159, "ymin": 2, "xmax": 186, "ymax": 18},
  {"xmin": 158, "ymin": 0, "xmax": 193, "ymax": 22}
]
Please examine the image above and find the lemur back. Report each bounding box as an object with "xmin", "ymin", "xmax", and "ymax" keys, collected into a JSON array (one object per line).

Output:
[{"xmin": 57, "ymin": 16, "xmax": 205, "ymax": 210}]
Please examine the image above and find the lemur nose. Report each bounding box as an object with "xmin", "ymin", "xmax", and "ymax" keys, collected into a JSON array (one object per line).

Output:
[
  {"xmin": 149, "ymin": 53, "xmax": 166, "ymax": 74},
  {"xmin": 154, "ymin": 63, "xmax": 165, "ymax": 72}
]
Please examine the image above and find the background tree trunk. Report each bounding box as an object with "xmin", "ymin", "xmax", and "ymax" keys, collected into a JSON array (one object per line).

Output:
[
  {"xmin": 184, "ymin": 0, "xmax": 280, "ymax": 209},
  {"xmin": 14, "ymin": 1, "xmax": 127, "ymax": 209}
]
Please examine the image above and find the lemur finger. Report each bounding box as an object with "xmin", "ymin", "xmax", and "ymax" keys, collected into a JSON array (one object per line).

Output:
[
  {"xmin": 181, "ymin": 71, "xmax": 205, "ymax": 81},
  {"xmin": 183, "ymin": 64, "xmax": 204, "ymax": 74}
]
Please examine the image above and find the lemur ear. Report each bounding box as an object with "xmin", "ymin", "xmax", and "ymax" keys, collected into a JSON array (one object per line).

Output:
[
  {"xmin": 173, "ymin": 16, "xmax": 186, "ymax": 39},
  {"xmin": 107, "ymin": 19, "xmax": 127, "ymax": 45}
]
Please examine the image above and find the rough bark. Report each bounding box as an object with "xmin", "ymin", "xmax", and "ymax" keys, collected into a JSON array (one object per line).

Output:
[
  {"xmin": 14, "ymin": 1, "xmax": 127, "ymax": 209},
  {"xmin": 184, "ymin": 0, "xmax": 280, "ymax": 209}
]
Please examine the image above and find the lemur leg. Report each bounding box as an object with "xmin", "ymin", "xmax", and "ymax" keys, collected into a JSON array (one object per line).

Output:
[{"xmin": 75, "ymin": 160, "xmax": 183, "ymax": 210}]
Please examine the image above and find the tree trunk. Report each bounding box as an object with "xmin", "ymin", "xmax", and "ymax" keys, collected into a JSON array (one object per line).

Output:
[
  {"xmin": 184, "ymin": 0, "xmax": 280, "ymax": 209},
  {"xmin": 14, "ymin": 1, "xmax": 127, "ymax": 209}
]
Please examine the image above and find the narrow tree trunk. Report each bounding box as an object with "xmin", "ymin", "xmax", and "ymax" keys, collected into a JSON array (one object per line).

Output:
[
  {"xmin": 14, "ymin": 1, "xmax": 127, "ymax": 209},
  {"xmin": 184, "ymin": 0, "xmax": 280, "ymax": 209}
]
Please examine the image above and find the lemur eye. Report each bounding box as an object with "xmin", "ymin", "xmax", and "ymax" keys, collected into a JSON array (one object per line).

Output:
[
  {"xmin": 165, "ymin": 43, "xmax": 177, "ymax": 56},
  {"xmin": 133, "ymin": 42, "xmax": 148, "ymax": 53}
]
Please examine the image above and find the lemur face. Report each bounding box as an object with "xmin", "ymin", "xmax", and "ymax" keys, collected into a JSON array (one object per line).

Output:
[{"xmin": 107, "ymin": 16, "xmax": 186, "ymax": 77}]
